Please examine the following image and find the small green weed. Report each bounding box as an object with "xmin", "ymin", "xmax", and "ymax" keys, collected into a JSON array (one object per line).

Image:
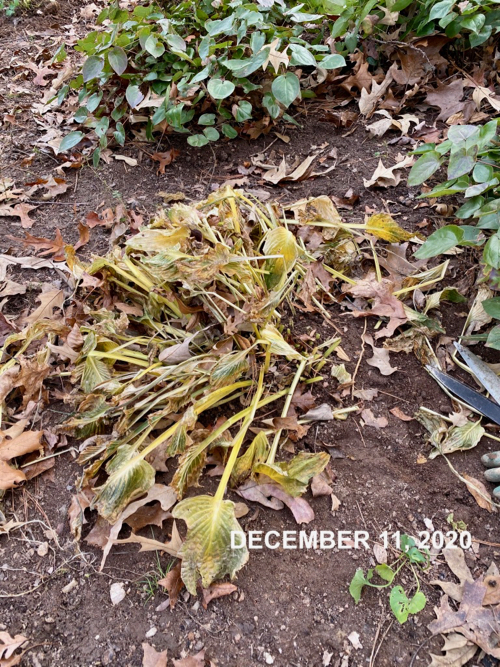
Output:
[
  {"xmin": 349, "ymin": 534, "xmax": 430, "ymax": 624},
  {"xmin": 138, "ymin": 551, "xmax": 175, "ymax": 602}
]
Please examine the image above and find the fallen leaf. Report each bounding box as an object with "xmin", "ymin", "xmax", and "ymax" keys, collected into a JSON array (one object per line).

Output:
[
  {"xmin": 353, "ymin": 388, "xmax": 378, "ymax": 401},
  {"xmin": 463, "ymin": 474, "xmax": 495, "ymax": 513},
  {"xmin": 236, "ymin": 480, "xmax": 315, "ymax": 524},
  {"xmin": 311, "ymin": 472, "xmax": 333, "ymax": 497},
  {"xmin": 158, "ymin": 561, "xmax": 184, "ymax": 609},
  {"xmin": 363, "ymin": 156, "xmax": 414, "ymax": 188},
  {"xmin": 346, "ymin": 274, "xmax": 407, "ymax": 338},
  {"xmin": 151, "ymin": 149, "xmax": 180, "ymax": 175},
  {"xmin": 331, "ymin": 494, "xmax": 341, "ymax": 512},
  {"xmin": 348, "ymin": 631, "xmax": 363, "ymax": 650},
  {"xmin": 68, "ymin": 488, "xmax": 93, "ymax": 540},
  {"xmin": 262, "ymin": 155, "xmax": 317, "ymax": 185},
  {"xmin": 429, "ymin": 633, "xmax": 477, "ymax": 667},
  {"xmin": 301, "ymin": 404, "xmax": 334, "ymax": 421},
  {"xmin": 361, "ymin": 409, "xmax": 388, "ymax": 429},
  {"xmin": 0, "ymin": 428, "xmax": 42, "ymax": 491},
  {"xmin": 0, "ymin": 280, "xmax": 26, "ymax": 298},
  {"xmin": 24, "ymin": 289, "xmax": 64, "ymax": 324},
  {"xmin": 201, "ymin": 582, "xmax": 237, "ymax": 608},
  {"xmin": 373, "ymin": 543, "xmax": 387, "ymax": 564},
  {"xmin": 390, "ymin": 407, "xmax": 413, "ymax": 421},
  {"xmin": 426, "ymin": 79, "xmax": 466, "ymax": 122},
  {"xmin": 0, "ymin": 254, "xmax": 64, "ymax": 281},
  {"xmin": 0, "ymin": 203, "xmax": 37, "ymax": 228},
  {"xmin": 14, "ymin": 229, "xmax": 66, "ymax": 259},
  {"xmin": 74, "ymin": 222, "xmax": 90, "ymax": 252},
  {"xmin": 142, "ymin": 643, "xmax": 167, "ymax": 667},
  {"xmin": 172, "ymin": 650, "xmax": 205, "ymax": 667},
  {"xmin": 363, "ymin": 334, "xmax": 398, "ymax": 375},
  {"xmin": 114, "ymin": 155, "xmax": 138, "ymax": 167},
  {"xmin": 359, "ymin": 63, "xmax": 397, "ymax": 117},
  {"xmin": 0, "ymin": 631, "xmax": 28, "ymax": 664},
  {"xmin": 431, "ymin": 545, "xmax": 473, "ymax": 602}
]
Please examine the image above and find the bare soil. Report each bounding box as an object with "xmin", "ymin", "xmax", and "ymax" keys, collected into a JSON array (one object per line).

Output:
[{"xmin": 1, "ymin": 3, "xmax": 499, "ymax": 667}]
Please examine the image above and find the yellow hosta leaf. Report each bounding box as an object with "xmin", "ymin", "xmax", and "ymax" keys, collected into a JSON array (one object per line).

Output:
[
  {"xmin": 260, "ymin": 325, "xmax": 303, "ymax": 360},
  {"xmin": 126, "ymin": 227, "xmax": 189, "ymax": 252},
  {"xmin": 93, "ymin": 445, "xmax": 156, "ymax": 523},
  {"xmin": 172, "ymin": 495, "xmax": 249, "ymax": 594},
  {"xmin": 171, "ymin": 441, "xmax": 207, "ymax": 499},
  {"xmin": 365, "ymin": 213, "xmax": 414, "ymax": 243},
  {"xmin": 210, "ymin": 349, "xmax": 250, "ymax": 389},
  {"xmin": 231, "ymin": 432, "xmax": 269, "ymax": 487},
  {"xmin": 254, "ymin": 451, "xmax": 329, "ymax": 497},
  {"xmin": 262, "ymin": 227, "xmax": 298, "ymax": 289}
]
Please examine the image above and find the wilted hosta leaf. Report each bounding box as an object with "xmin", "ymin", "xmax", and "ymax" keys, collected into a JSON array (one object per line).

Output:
[
  {"xmin": 81, "ymin": 356, "xmax": 112, "ymax": 393},
  {"xmin": 331, "ymin": 364, "xmax": 351, "ymax": 384},
  {"xmin": 94, "ymin": 445, "xmax": 156, "ymax": 523},
  {"xmin": 260, "ymin": 325, "xmax": 303, "ymax": 360},
  {"xmin": 126, "ymin": 227, "xmax": 189, "ymax": 252},
  {"xmin": 231, "ymin": 432, "xmax": 269, "ymax": 486},
  {"xmin": 165, "ymin": 424, "xmax": 192, "ymax": 458},
  {"xmin": 417, "ymin": 410, "xmax": 485, "ymax": 460},
  {"xmin": 254, "ymin": 451, "xmax": 329, "ymax": 497},
  {"xmin": 365, "ymin": 213, "xmax": 414, "ymax": 243},
  {"xmin": 171, "ymin": 441, "xmax": 207, "ymax": 498},
  {"xmin": 263, "ymin": 227, "xmax": 298, "ymax": 289},
  {"xmin": 172, "ymin": 495, "xmax": 249, "ymax": 594},
  {"xmin": 210, "ymin": 349, "xmax": 250, "ymax": 389}
]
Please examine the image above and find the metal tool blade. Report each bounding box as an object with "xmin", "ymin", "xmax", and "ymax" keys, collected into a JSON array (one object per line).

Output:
[{"xmin": 426, "ymin": 366, "xmax": 500, "ymax": 426}]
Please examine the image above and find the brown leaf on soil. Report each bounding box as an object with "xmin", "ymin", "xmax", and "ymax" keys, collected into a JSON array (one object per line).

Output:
[
  {"xmin": 158, "ymin": 561, "xmax": 184, "ymax": 609},
  {"xmin": 24, "ymin": 289, "xmax": 65, "ymax": 324},
  {"xmin": 311, "ymin": 472, "xmax": 333, "ymax": 497},
  {"xmin": 483, "ymin": 575, "xmax": 500, "ymax": 606},
  {"xmin": 361, "ymin": 409, "xmax": 388, "ymax": 429},
  {"xmin": 428, "ymin": 633, "xmax": 477, "ymax": 667},
  {"xmin": 428, "ymin": 580, "xmax": 500, "ymax": 658},
  {"xmin": 0, "ymin": 203, "xmax": 37, "ymax": 228},
  {"xmin": 463, "ymin": 474, "xmax": 495, "ymax": 513},
  {"xmin": 426, "ymin": 79, "xmax": 466, "ymax": 122},
  {"xmin": 68, "ymin": 488, "xmax": 94, "ymax": 540},
  {"xmin": 390, "ymin": 407, "xmax": 413, "ymax": 421},
  {"xmin": 273, "ymin": 416, "xmax": 309, "ymax": 439},
  {"xmin": 236, "ymin": 480, "xmax": 315, "ymax": 524},
  {"xmin": 363, "ymin": 156, "xmax": 413, "ymax": 188},
  {"xmin": 1, "ymin": 356, "xmax": 50, "ymax": 408},
  {"xmin": 0, "ymin": 631, "xmax": 28, "ymax": 665},
  {"xmin": 23, "ymin": 61, "xmax": 53, "ymax": 86},
  {"xmin": 151, "ymin": 149, "xmax": 180, "ymax": 175},
  {"xmin": 201, "ymin": 582, "xmax": 237, "ymax": 609},
  {"xmin": 84, "ymin": 516, "xmax": 111, "ymax": 548},
  {"xmin": 363, "ymin": 334, "xmax": 398, "ymax": 376},
  {"xmin": 142, "ymin": 643, "xmax": 167, "ymax": 667},
  {"xmin": 74, "ymin": 222, "xmax": 90, "ymax": 251},
  {"xmin": 0, "ymin": 428, "xmax": 42, "ymax": 491},
  {"xmin": 341, "ymin": 52, "xmax": 373, "ymax": 93},
  {"xmin": 99, "ymin": 485, "xmax": 177, "ymax": 570},
  {"xmin": 346, "ymin": 274, "xmax": 407, "ymax": 338},
  {"xmin": 125, "ymin": 503, "xmax": 171, "ymax": 531},
  {"xmin": 23, "ymin": 456, "xmax": 55, "ymax": 482},
  {"xmin": 431, "ymin": 545, "xmax": 473, "ymax": 602},
  {"xmin": 291, "ymin": 386, "xmax": 316, "ymax": 412},
  {"xmin": 172, "ymin": 650, "xmax": 205, "ymax": 667},
  {"xmin": 262, "ymin": 155, "xmax": 316, "ymax": 184},
  {"xmin": 85, "ymin": 210, "xmax": 114, "ymax": 229},
  {"xmin": 15, "ymin": 229, "xmax": 66, "ymax": 259},
  {"xmin": 359, "ymin": 63, "xmax": 397, "ymax": 117}
]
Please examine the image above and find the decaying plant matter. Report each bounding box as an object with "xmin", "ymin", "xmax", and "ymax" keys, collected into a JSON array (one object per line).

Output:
[{"xmin": 0, "ymin": 187, "xmax": 456, "ymax": 594}]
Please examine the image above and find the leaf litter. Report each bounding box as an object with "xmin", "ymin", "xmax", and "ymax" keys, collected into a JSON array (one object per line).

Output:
[{"xmin": 0, "ymin": 186, "xmax": 463, "ymax": 600}]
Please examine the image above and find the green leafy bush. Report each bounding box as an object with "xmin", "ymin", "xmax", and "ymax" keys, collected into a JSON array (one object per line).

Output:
[
  {"xmin": 58, "ymin": 0, "xmax": 345, "ymax": 160},
  {"xmin": 318, "ymin": 0, "xmax": 500, "ymax": 52}
]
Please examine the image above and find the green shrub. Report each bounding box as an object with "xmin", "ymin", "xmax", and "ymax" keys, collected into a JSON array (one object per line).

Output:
[
  {"xmin": 57, "ymin": 0, "xmax": 345, "ymax": 161},
  {"xmin": 317, "ymin": 0, "xmax": 500, "ymax": 52}
]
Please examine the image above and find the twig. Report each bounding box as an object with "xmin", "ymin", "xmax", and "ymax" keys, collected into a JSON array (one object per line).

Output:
[
  {"xmin": 409, "ymin": 635, "xmax": 435, "ymax": 667},
  {"xmin": 351, "ymin": 319, "xmax": 368, "ymax": 397},
  {"xmin": 371, "ymin": 619, "xmax": 394, "ymax": 666}
]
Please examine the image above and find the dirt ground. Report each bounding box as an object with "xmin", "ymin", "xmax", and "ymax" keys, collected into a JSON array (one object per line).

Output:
[{"xmin": 1, "ymin": 3, "xmax": 500, "ymax": 667}]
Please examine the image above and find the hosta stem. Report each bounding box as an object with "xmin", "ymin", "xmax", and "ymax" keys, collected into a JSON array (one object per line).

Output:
[{"xmin": 267, "ymin": 358, "xmax": 307, "ymax": 465}]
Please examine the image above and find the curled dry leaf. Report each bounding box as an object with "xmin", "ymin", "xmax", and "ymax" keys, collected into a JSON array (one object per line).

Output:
[
  {"xmin": 201, "ymin": 582, "xmax": 237, "ymax": 609},
  {"xmin": 431, "ymin": 545, "xmax": 473, "ymax": 603},
  {"xmin": 363, "ymin": 156, "xmax": 414, "ymax": 188},
  {"xmin": 172, "ymin": 650, "xmax": 205, "ymax": 667},
  {"xmin": 0, "ymin": 203, "xmax": 37, "ymax": 229},
  {"xmin": 110, "ymin": 581, "xmax": 126, "ymax": 605},
  {"xmin": 346, "ymin": 274, "xmax": 407, "ymax": 338},
  {"xmin": 0, "ymin": 427, "xmax": 43, "ymax": 491},
  {"xmin": 158, "ymin": 561, "xmax": 184, "ymax": 609},
  {"xmin": 311, "ymin": 472, "xmax": 333, "ymax": 497},
  {"xmin": 390, "ymin": 407, "xmax": 413, "ymax": 422},
  {"xmin": 462, "ymin": 474, "xmax": 495, "ymax": 513},
  {"xmin": 363, "ymin": 334, "xmax": 397, "ymax": 376},
  {"xmin": 236, "ymin": 480, "xmax": 315, "ymax": 524}
]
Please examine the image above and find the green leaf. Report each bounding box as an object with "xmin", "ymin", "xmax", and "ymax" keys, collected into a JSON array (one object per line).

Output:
[
  {"xmin": 198, "ymin": 113, "xmax": 216, "ymax": 126},
  {"xmin": 349, "ymin": 568, "xmax": 372, "ymax": 603},
  {"xmin": 82, "ymin": 55, "xmax": 104, "ymax": 83},
  {"xmin": 114, "ymin": 122, "xmax": 125, "ymax": 146},
  {"xmin": 407, "ymin": 151, "xmax": 442, "ymax": 186},
  {"xmin": 482, "ymin": 298, "xmax": 500, "ymax": 320},
  {"xmin": 408, "ymin": 591, "xmax": 426, "ymax": 614},
  {"xmin": 290, "ymin": 44, "xmax": 317, "ymax": 67},
  {"xmin": 125, "ymin": 84, "xmax": 144, "ymax": 109},
  {"xmin": 374, "ymin": 563, "xmax": 395, "ymax": 583},
  {"xmin": 187, "ymin": 133, "xmax": 210, "ymax": 147},
  {"xmin": 429, "ymin": 0, "xmax": 454, "ymax": 21},
  {"xmin": 473, "ymin": 163, "xmax": 494, "ymax": 183},
  {"xmin": 172, "ymin": 495, "xmax": 249, "ymax": 594},
  {"xmin": 203, "ymin": 127, "xmax": 220, "ymax": 141},
  {"xmin": 58, "ymin": 131, "xmax": 84, "ymax": 154},
  {"xmin": 487, "ymin": 326, "xmax": 500, "ymax": 350},
  {"xmin": 448, "ymin": 148, "xmax": 476, "ymax": 179},
  {"xmin": 81, "ymin": 355, "xmax": 111, "ymax": 393},
  {"xmin": 272, "ymin": 72, "xmax": 300, "ymax": 108},
  {"xmin": 222, "ymin": 123, "xmax": 238, "ymax": 139},
  {"xmin": 231, "ymin": 432, "xmax": 269, "ymax": 486},
  {"xmin": 108, "ymin": 46, "xmax": 128, "ymax": 75},
  {"xmin": 254, "ymin": 452, "xmax": 329, "ymax": 497},
  {"xmin": 484, "ymin": 235, "xmax": 500, "ymax": 269},
  {"xmin": 390, "ymin": 585, "xmax": 410, "ymax": 623},
  {"xmin": 207, "ymin": 78, "xmax": 235, "ymax": 100},
  {"xmin": 263, "ymin": 92, "xmax": 281, "ymax": 119},
  {"xmin": 93, "ymin": 444, "xmax": 156, "ymax": 523},
  {"xmin": 234, "ymin": 100, "xmax": 252, "ymax": 122},
  {"xmin": 414, "ymin": 225, "xmax": 464, "ymax": 259},
  {"xmin": 144, "ymin": 34, "xmax": 165, "ymax": 58},
  {"xmin": 320, "ymin": 53, "xmax": 346, "ymax": 69},
  {"xmin": 166, "ymin": 33, "xmax": 186, "ymax": 52}
]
